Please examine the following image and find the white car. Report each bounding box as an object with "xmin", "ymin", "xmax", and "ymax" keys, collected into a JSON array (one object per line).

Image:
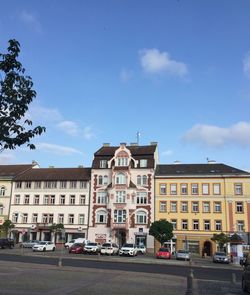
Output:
[
  {"xmin": 100, "ymin": 243, "xmax": 119, "ymax": 255},
  {"xmin": 84, "ymin": 242, "xmax": 101, "ymax": 254},
  {"xmin": 64, "ymin": 238, "xmax": 89, "ymax": 249},
  {"xmin": 32, "ymin": 241, "xmax": 56, "ymax": 252},
  {"xmin": 137, "ymin": 245, "xmax": 146, "ymax": 255},
  {"xmin": 119, "ymin": 243, "xmax": 138, "ymax": 257}
]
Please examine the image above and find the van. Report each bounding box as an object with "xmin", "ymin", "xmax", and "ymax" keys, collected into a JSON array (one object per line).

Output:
[{"xmin": 64, "ymin": 238, "xmax": 89, "ymax": 249}]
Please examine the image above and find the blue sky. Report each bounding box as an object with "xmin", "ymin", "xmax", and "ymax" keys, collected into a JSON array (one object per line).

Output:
[{"xmin": 0, "ymin": 0, "xmax": 250, "ymax": 171}]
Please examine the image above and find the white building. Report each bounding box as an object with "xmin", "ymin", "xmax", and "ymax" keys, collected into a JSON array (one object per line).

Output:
[
  {"xmin": 9, "ymin": 167, "xmax": 91, "ymax": 243},
  {"xmin": 88, "ymin": 142, "xmax": 158, "ymax": 253}
]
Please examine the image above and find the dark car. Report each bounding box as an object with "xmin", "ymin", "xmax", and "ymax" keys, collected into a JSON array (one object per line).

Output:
[
  {"xmin": 242, "ymin": 253, "xmax": 250, "ymax": 292},
  {"xmin": 69, "ymin": 243, "xmax": 85, "ymax": 254},
  {"xmin": 0, "ymin": 238, "xmax": 14, "ymax": 249},
  {"xmin": 156, "ymin": 247, "xmax": 171, "ymax": 259}
]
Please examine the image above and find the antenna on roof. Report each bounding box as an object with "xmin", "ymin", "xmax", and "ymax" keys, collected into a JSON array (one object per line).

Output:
[{"xmin": 136, "ymin": 131, "xmax": 140, "ymax": 145}]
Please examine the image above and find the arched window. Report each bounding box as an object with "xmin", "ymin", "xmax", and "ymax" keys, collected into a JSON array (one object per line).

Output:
[
  {"xmin": 103, "ymin": 175, "xmax": 108, "ymax": 185},
  {"xmin": 96, "ymin": 210, "xmax": 107, "ymax": 223},
  {"xmin": 116, "ymin": 173, "xmax": 126, "ymax": 185},
  {"xmin": 0, "ymin": 205, "xmax": 3, "ymax": 215},
  {"xmin": 142, "ymin": 175, "xmax": 147, "ymax": 186},
  {"xmin": 0, "ymin": 186, "xmax": 5, "ymax": 196},
  {"xmin": 136, "ymin": 211, "xmax": 147, "ymax": 224},
  {"xmin": 137, "ymin": 175, "xmax": 141, "ymax": 186},
  {"xmin": 98, "ymin": 175, "xmax": 103, "ymax": 185}
]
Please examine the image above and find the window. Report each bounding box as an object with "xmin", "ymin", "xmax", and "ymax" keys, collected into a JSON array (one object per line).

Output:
[
  {"xmin": 51, "ymin": 181, "xmax": 57, "ymax": 189},
  {"xmin": 182, "ymin": 220, "xmax": 188, "ymax": 230},
  {"xmin": 44, "ymin": 195, "xmax": 49, "ymax": 205},
  {"xmin": 70, "ymin": 181, "xmax": 77, "ymax": 189},
  {"xmin": 213, "ymin": 183, "xmax": 221, "ymax": 195},
  {"xmin": 60, "ymin": 195, "xmax": 65, "ymax": 205},
  {"xmin": 171, "ymin": 219, "xmax": 177, "ymax": 230},
  {"xmin": 0, "ymin": 186, "xmax": 6, "ymax": 196},
  {"xmin": 136, "ymin": 211, "xmax": 147, "ymax": 224},
  {"xmin": 192, "ymin": 202, "xmax": 199, "ymax": 213},
  {"xmin": 24, "ymin": 195, "xmax": 30, "ymax": 204},
  {"xmin": 116, "ymin": 191, "xmax": 126, "ymax": 203},
  {"xmin": 170, "ymin": 184, "xmax": 177, "ymax": 195},
  {"xmin": 34, "ymin": 195, "xmax": 40, "ymax": 205},
  {"xmin": 32, "ymin": 213, "xmax": 38, "ymax": 223},
  {"xmin": 68, "ymin": 214, "xmax": 74, "ymax": 224},
  {"xmin": 12, "ymin": 213, "xmax": 18, "ymax": 223},
  {"xmin": 96, "ymin": 210, "xmax": 107, "ymax": 223},
  {"xmin": 97, "ymin": 192, "xmax": 107, "ymax": 204},
  {"xmin": 191, "ymin": 184, "xmax": 198, "ymax": 195},
  {"xmin": 0, "ymin": 206, "xmax": 3, "ymax": 215},
  {"xmin": 34, "ymin": 181, "xmax": 41, "ymax": 189},
  {"xmin": 181, "ymin": 201, "xmax": 188, "ymax": 213},
  {"xmin": 114, "ymin": 210, "xmax": 126, "ymax": 223},
  {"xmin": 116, "ymin": 173, "xmax": 126, "ymax": 185},
  {"xmin": 15, "ymin": 182, "xmax": 22, "ymax": 189},
  {"xmin": 25, "ymin": 182, "xmax": 31, "ymax": 189},
  {"xmin": 50, "ymin": 195, "xmax": 55, "ymax": 205},
  {"xmin": 58, "ymin": 214, "xmax": 64, "ymax": 224},
  {"xmin": 160, "ymin": 184, "xmax": 166, "ymax": 195},
  {"xmin": 42, "ymin": 214, "xmax": 48, "ymax": 223},
  {"xmin": 235, "ymin": 183, "xmax": 243, "ymax": 195},
  {"xmin": 80, "ymin": 181, "xmax": 87, "ymax": 189},
  {"xmin": 237, "ymin": 220, "xmax": 244, "ymax": 232},
  {"xmin": 140, "ymin": 159, "xmax": 147, "ymax": 167},
  {"xmin": 117, "ymin": 157, "xmax": 128, "ymax": 166},
  {"xmin": 136, "ymin": 192, "xmax": 147, "ymax": 204},
  {"xmin": 100, "ymin": 160, "xmax": 108, "ymax": 168},
  {"xmin": 79, "ymin": 214, "xmax": 85, "ymax": 224},
  {"xmin": 98, "ymin": 175, "xmax": 103, "ymax": 185},
  {"xmin": 44, "ymin": 181, "xmax": 51, "ymax": 189},
  {"xmin": 193, "ymin": 220, "xmax": 199, "ymax": 230},
  {"xmin": 80, "ymin": 195, "xmax": 86, "ymax": 205},
  {"xmin": 202, "ymin": 184, "xmax": 209, "ymax": 195},
  {"xmin": 170, "ymin": 201, "xmax": 177, "ymax": 212},
  {"xmin": 204, "ymin": 220, "xmax": 210, "ymax": 231},
  {"xmin": 142, "ymin": 175, "xmax": 148, "ymax": 186},
  {"xmin": 203, "ymin": 202, "xmax": 210, "ymax": 213},
  {"xmin": 14, "ymin": 195, "xmax": 20, "ymax": 205},
  {"xmin": 103, "ymin": 176, "xmax": 108, "ymax": 185},
  {"xmin": 160, "ymin": 201, "xmax": 166, "ymax": 212},
  {"xmin": 49, "ymin": 214, "xmax": 53, "ymax": 223},
  {"xmin": 137, "ymin": 175, "xmax": 141, "ymax": 186},
  {"xmin": 236, "ymin": 202, "xmax": 243, "ymax": 213},
  {"xmin": 60, "ymin": 181, "xmax": 67, "ymax": 189},
  {"xmin": 70, "ymin": 195, "xmax": 76, "ymax": 205},
  {"xmin": 215, "ymin": 220, "xmax": 222, "ymax": 231},
  {"xmin": 181, "ymin": 183, "xmax": 188, "ymax": 195},
  {"xmin": 22, "ymin": 213, "xmax": 28, "ymax": 223},
  {"xmin": 214, "ymin": 202, "xmax": 221, "ymax": 213}
]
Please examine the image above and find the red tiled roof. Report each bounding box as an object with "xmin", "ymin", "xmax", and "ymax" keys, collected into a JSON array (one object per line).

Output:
[{"xmin": 0, "ymin": 164, "xmax": 34, "ymax": 178}]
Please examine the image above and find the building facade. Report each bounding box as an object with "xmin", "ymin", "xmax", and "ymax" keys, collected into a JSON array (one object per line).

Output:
[
  {"xmin": 88, "ymin": 143, "xmax": 158, "ymax": 252},
  {"xmin": 155, "ymin": 163, "xmax": 250, "ymax": 256},
  {"xmin": 9, "ymin": 167, "xmax": 91, "ymax": 243}
]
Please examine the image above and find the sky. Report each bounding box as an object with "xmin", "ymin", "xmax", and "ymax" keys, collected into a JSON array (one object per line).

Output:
[{"xmin": 0, "ymin": 0, "xmax": 250, "ymax": 171}]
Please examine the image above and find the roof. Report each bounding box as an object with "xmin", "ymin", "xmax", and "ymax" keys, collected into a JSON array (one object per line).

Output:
[
  {"xmin": 14, "ymin": 167, "xmax": 91, "ymax": 181},
  {"xmin": 155, "ymin": 163, "xmax": 250, "ymax": 177},
  {"xmin": 0, "ymin": 164, "xmax": 34, "ymax": 179}
]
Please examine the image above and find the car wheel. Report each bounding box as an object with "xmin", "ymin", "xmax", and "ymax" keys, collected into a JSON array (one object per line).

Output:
[
  {"xmin": 52, "ymin": 247, "xmax": 55, "ymax": 251},
  {"xmin": 242, "ymin": 278, "xmax": 248, "ymax": 292},
  {"xmin": 43, "ymin": 247, "xmax": 46, "ymax": 252}
]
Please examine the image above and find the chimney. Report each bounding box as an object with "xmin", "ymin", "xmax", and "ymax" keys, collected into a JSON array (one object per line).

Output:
[
  {"xmin": 103, "ymin": 143, "xmax": 110, "ymax": 147},
  {"xmin": 130, "ymin": 143, "xmax": 138, "ymax": 146},
  {"xmin": 120, "ymin": 142, "xmax": 126, "ymax": 146},
  {"xmin": 207, "ymin": 160, "xmax": 216, "ymax": 164},
  {"xmin": 174, "ymin": 160, "xmax": 181, "ymax": 165},
  {"xmin": 78, "ymin": 165, "xmax": 84, "ymax": 168},
  {"xmin": 150, "ymin": 141, "xmax": 158, "ymax": 146}
]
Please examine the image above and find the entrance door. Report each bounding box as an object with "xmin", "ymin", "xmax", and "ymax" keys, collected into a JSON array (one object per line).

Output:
[
  {"xmin": 116, "ymin": 230, "xmax": 126, "ymax": 247},
  {"xmin": 204, "ymin": 241, "xmax": 212, "ymax": 256},
  {"xmin": 44, "ymin": 232, "xmax": 51, "ymax": 241}
]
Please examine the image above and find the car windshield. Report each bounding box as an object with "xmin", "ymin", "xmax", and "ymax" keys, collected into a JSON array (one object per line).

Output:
[
  {"xmin": 38, "ymin": 241, "xmax": 46, "ymax": 245},
  {"xmin": 102, "ymin": 243, "xmax": 111, "ymax": 247},
  {"xmin": 215, "ymin": 252, "xmax": 226, "ymax": 256},
  {"xmin": 178, "ymin": 250, "xmax": 188, "ymax": 254},
  {"xmin": 159, "ymin": 248, "xmax": 168, "ymax": 252},
  {"xmin": 123, "ymin": 244, "xmax": 134, "ymax": 248},
  {"xmin": 88, "ymin": 243, "xmax": 97, "ymax": 246},
  {"xmin": 73, "ymin": 243, "xmax": 82, "ymax": 247}
]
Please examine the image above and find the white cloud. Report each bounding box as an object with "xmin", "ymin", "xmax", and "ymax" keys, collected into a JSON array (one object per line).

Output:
[
  {"xmin": 83, "ymin": 126, "xmax": 95, "ymax": 140},
  {"xmin": 140, "ymin": 48, "xmax": 188, "ymax": 77},
  {"xmin": 161, "ymin": 150, "xmax": 173, "ymax": 157},
  {"xmin": 0, "ymin": 152, "xmax": 15, "ymax": 164},
  {"xmin": 243, "ymin": 52, "xmax": 250, "ymax": 79},
  {"xmin": 28, "ymin": 105, "xmax": 62, "ymax": 123},
  {"xmin": 57, "ymin": 121, "xmax": 79, "ymax": 136},
  {"xmin": 19, "ymin": 10, "xmax": 42, "ymax": 33},
  {"xmin": 120, "ymin": 69, "xmax": 133, "ymax": 82},
  {"xmin": 36, "ymin": 143, "xmax": 82, "ymax": 155},
  {"xmin": 183, "ymin": 122, "xmax": 250, "ymax": 147}
]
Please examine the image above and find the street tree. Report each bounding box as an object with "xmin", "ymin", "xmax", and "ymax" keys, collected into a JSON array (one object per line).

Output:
[
  {"xmin": 0, "ymin": 39, "xmax": 45, "ymax": 152},
  {"xmin": 0, "ymin": 219, "xmax": 15, "ymax": 237},
  {"xmin": 211, "ymin": 232, "xmax": 230, "ymax": 251},
  {"xmin": 149, "ymin": 219, "xmax": 173, "ymax": 246}
]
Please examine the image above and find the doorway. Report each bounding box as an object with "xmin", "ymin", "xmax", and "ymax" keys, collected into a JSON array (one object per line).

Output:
[
  {"xmin": 203, "ymin": 241, "xmax": 212, "ymax": 256},
  {"xmin": 116, "ymin": 230, "xmax": 126, "ymax": 247}
]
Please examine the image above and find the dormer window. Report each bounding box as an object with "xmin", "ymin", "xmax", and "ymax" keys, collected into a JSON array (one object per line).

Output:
[
  {"xmin": 140, "ymin": 159, "xmax": 147, "ymax": 168},
  {"xmin": 117, "ymin": 157, "xmax": 128, "ymax": 167},
  {"xmin": 100, "ymin": 160, "xmax": 107, "ymax": 168}
]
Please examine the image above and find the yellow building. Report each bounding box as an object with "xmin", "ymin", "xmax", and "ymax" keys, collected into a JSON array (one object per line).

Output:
[{"xmin": 155, "ymin": 163, "xmax": 250, "ymax": 256}]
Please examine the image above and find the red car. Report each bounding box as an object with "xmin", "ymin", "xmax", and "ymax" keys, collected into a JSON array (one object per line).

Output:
[
  {"xmin": 69, "ymin": 243, "xmax": 84, "ymax": 254},
  {"xmin": 156, "ymin": 247, "xmax": 171, "ymax": 259}
]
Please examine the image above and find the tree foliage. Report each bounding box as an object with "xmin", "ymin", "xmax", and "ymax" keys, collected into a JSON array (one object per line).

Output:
[
  {"xmin": 211, "ymin": 232, "xmax": 230, "ymax": 251},
  {"xmin": 0, "ymin": 39, "xmax": 45, "ymax": 152},
  {"xmin": 149, "ymin": 219, "xmax": 173, "ymax": 246},
  {"xmin": 0, "ymin": 219, "xmax": 15, "ymax": 237}
]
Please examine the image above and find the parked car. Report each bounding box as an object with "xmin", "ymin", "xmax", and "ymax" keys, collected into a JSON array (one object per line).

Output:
[
  {"xmin": 241, "ymin": 253, "xmax": 248, "ymax": 266},
  {"xmin": 119, "ymin": 243, "xmax": 138, "ymax": 257},
  {"xmin": 156, "ymin": 247, "xmax": 171, "ymax": 259},
  {"xmin": 32, "ymin": 241, "xmax": 56, "ymax": 252},
  {"xmin": 69, "ymin": 243, "xmax": 85, "ymax": 254},
  {"xmin": 64, "ymin": 238, "xmax": 88, "ymax": 249},
  {"xmin": 20, "ymin": 240, "xmax": 39, "ymax": 248},
  {"xmin": 100, "ymin": 243, "xmax": 119, "ymax": 255},
  {"xmin": 137, "ymin": 245, "xmax": 146, "ymax": 255},
  {"xmin": 242, "ymin": 253, "xmax": 250, "ymax": 292},
  {"xmin": 84, "ymin": 242, "xmax": 101, "ymax": 254},
  {"xmin": 176, "ymin": 250, "xmax": 190, "ymax": 261},
  {"xmin": 212, "ymin": 252, "xmax": 230, "ymax": 264},
  {"xmin": 0, "ymin": 238, "xmax": 14, "ymax": 249}
]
